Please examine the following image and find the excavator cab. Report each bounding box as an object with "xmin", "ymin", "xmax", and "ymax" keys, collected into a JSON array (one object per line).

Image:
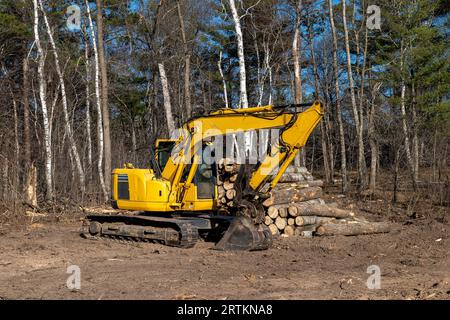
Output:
[{"xmin": 154, "ymin": 139, "xmax": 176, "ymax": 172}]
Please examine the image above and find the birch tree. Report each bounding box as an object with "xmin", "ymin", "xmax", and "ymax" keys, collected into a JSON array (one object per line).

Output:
[
  {"xmin": 218, "ymin": 51, "xmax": 229, "ymax": 108},
  {"xmin": 292, "ymin": 0, "xmax": 305, "ymax": 167},
  {"xmin": 83, "ymin": 26, "xmax": 93, "ymax": 175},
  {"xmin": 158, "ymin": 63, "xmax": 176, "ymax": 133},
  {"xmin": 228, "ymin": 0, "xmax": 248, "ymax": 110},
  {"xmin": 227, "ymin": 0, "xmax": 261, "ymax": 160},
  {"xmin": 32, "ymin": 0, "xmax": 53, "ymax": 201},
  {"xmin": 39, "ymin": 0, "xmax": 86, "ymax": 194},
  {"xmin": 86, "ymin": 0, "xmax": 108, "ymax": 200},
  {"xmin": 399, "ymin": 41, "xmax": 416, "ymax": 188}
]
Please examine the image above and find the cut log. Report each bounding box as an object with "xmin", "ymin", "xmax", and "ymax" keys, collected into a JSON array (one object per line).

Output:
[
  {"xmin": 287, "ymin": 199, "xmax": 325, "ymax": 216},
  {"xmin": 305, "ymin": 180, "xmax": 324, "ymax": 187},
  {"xmin": 226, "ymin": 189, "xmax": 236, "ymax": 200},
  {"xmin": 294, "ymin": 224, "xmax": 318, "ymax": 235},
  {"xmin": 295, "ymin": 216, "xmax": 317, "ymax": 226},
  {"xmin": 315, "ymin": 217, "xmax": 336, "ymax": 225},
  {"xmin": 284, "ymin": 225, "xmax": 296, "ymax": 236},
  {"xmin": 315, "ymin": 221, "xmax": 391, "ymax": 236},
  {"xmin": 262, "ymin": 195, "xmax": 275, "ymax": 207},
  {"xmin": 218, "ymin": 158, "xmax": 225, "ymax": 169},
  {"xmin": 327, "ymin": 202, "xmax": 339, "ymax": 208},
  {"xmin": 278, "ymin": 207, "xmax": 288, "ymax": 218},
  {"xmin": 223, "ymin": 181, "xmax": 234, "ymax": 191},
  {"xmin": 224, "ymin": 164, "xmax": 235, "ymax": 173},
  {"xmin": 267, "ymin": 206, "xmax": 279, "ymax": 219},
  {"xmin": 274, "ymin": 217, "xmax": 287, "ymax": 230},
  {"xmin": 264, "ymin": 216, "xmax": 273, "ymax": 226},
  {"xmin": 285, "ymin": 166, "xmax": 309, "ymax": 174},
  {"xmin": 269, "ymin": 186, "xmax": 322, "ymax": 205},
  {"xmin": 288, "ymin": 203, "xmax": 354, "ymax": 218},
  {"xmin": 278, "ymin": 173, "xmax": 305, "ymax": 183},
  {"xmin": 220, "ymin": 197, "xmax": 228, "ymax": 204},
  {"xmin": 294, "ymin": 216, "xmax": 335, "ymax": 226},
  {"xmin": 268, "ymin": 224, "xmax": 279, "ymax": 235},
  {"xmin": 287, "ymin": 218, "xmax": 295, "ymax": 226},
  {"xmin": 229, "ymin": 173, "xmax": 238, "ymax": 182}
]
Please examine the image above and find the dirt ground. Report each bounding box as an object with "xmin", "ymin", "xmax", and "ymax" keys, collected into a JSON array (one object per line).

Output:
[{"xmin": 0, "ymin": 188, "xmax": 449, "ymax": 300}]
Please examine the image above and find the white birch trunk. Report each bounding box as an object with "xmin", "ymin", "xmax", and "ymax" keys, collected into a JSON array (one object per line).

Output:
[
  {"xmin": 86, "ymin": 0, "xmax": 108, "ymax": 200},
  {"xmin": 399, "ymin": 41, "xmax": 415, "ymax": 186},
  {"xmin": 39, "ymin": 0, "xmax": 85, "ymax": 194},
  {"xmin": 33, "ymin": 0, "xmax": 53, "ymax": 201},
  {"xmin": 229, "ymin": 0, "xmax": 251, "ymax": 159},
  {"xmin": 400, "ymin": 79, "xmax": 414, "ymax": 181},
  {"xmin": 158, "ymin": 63, "xmax": 176, "ymax": 133},
  {"xmin": 218, "ymin": 51, "xmax": 229, "ymax": 108},
  {"xmin": 292, "ymin": 0, "xmax": 303, "ymax": 105},
  {"xmin": 12, "ymin": 98, "xmax": 20, "ymax": 193},
  {"xmin": 229, "ymin": 0, "xmax": 248, "ymax": 110},
  {"xmin": 292, "ymin": 0, "xmax": 304, "ymax": 167},
  {"xmin": 342, "ymin": 0, "xmax": 366, "ymax": 187},
  {"xmin": 84, "ymin": 35, "xmax": 93, "ymax": 174}
]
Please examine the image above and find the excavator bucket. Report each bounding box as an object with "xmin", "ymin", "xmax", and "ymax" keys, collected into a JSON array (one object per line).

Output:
[{"xmin": 215, "ymin": 216, "xmax": 272, "ymax": 251}]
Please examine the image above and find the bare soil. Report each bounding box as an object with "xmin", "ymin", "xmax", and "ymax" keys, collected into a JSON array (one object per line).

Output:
[{"xmin": 0, "ymin": 187, "xmax": 449, "ymax": 300}]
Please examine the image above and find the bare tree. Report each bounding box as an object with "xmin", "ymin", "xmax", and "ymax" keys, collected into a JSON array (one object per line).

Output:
[
  {"xmin": 22, "ymin": 52, "xmax": 35, "ymax": 203},
  {"xmin": 96, "ymin": 0, "xmax": 111, "ymax": 195},
  {"xmin": 328, "ymin": 0, "xmax": 347, "ymax": 192},
  {"xmin": 368, "ymin": 81, "xmax": 381, "ymax": 192},
  {"xmin": 158, "ymin": 63, "xmax": 175, "ymax": 133},
  {"xmin": 227, "ymin": 0, "xmax": 261, "ymax": 159},
  {"xmin": 176, "ymin": 0, "xmax": 192, "ymax": 119},
  {"xmin": 39, "ymin": 0, "xmax": 86, "ymax": 194},
  {"xmin": 83, "ymin": 26, "xmax": 93, "ymax": 175},
  {"xmin": 399, "ymin": 40, "xmax": 416, "ymax": 188},
  {"xmin": 218, "ymin": 51, "xmax": 229, "ymax": 108},
  {"xmin": 33, "ymin": 0, "xmax": 53, "ymax": 201},
  {"xmin": 307, "ymin": 13, "xmax": 332, "ymax": 183},
  {"xmin": 292, "ymin": 0, "xmax": 305, "ymax": 167},
  {"xmin": 292, "ymin": 0, "xmax": 303, "ymax": 105},
  {"xmin": 86, "ymin": 0, "xmax": 108, "ymax": 201},
  {"xmin": 342, "ymin": 0, "xmax": 366, "ymax": 188},
  {"xmin": 228, "ymin": 0, "xmax": 248, "ymax": 109}
]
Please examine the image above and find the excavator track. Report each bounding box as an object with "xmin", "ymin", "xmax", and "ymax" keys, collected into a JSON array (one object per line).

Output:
[
  {"xmin": 80, "ymin": 212, "xmax": 271, "ymax": 251},
  {"xmin": 80, "ymin": 214, "xmax": 207, "ymax": 248}
]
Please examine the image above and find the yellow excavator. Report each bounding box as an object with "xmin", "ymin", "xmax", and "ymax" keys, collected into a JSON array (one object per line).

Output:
[{"xmin": 81, "ymin": 101, "xmax": 323, "ymax": 250}]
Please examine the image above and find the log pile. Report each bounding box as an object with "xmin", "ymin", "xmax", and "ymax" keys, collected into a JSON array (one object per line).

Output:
[
  {"xmin": 263, "ymin": 166, "xmax": 391, "ymax": 237},
  {"xmin": 215, "ymin": 160, "xmax": 390, "ymax": 237},
  {"xmin": 217, "ymin": 158, "xmax": 240, "ymax": 210}
]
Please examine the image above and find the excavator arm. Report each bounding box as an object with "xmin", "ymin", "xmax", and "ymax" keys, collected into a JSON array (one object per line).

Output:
[{"xmin": 162, "ymin": 101, "xmax": 323, "ymax": 207}]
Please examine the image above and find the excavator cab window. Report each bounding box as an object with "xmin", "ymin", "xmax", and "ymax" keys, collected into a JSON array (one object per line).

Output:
[
  {"xmin": 155, "ymin": 140, "xmax": 176, "ymax": 171},
  {"xmin": 194, "ymin": 143, "xmax": 216, "ymax": 199}
]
